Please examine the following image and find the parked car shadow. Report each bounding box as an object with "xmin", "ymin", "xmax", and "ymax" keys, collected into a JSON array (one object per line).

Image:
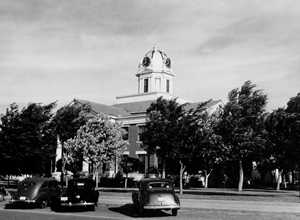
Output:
[
  {"xmin": 52, "ymin": 206, "xmax": 95, "ymax": 212},
  {"xmin": 109, "ymin": 203, "xmax": 172, "ymax": 218}
]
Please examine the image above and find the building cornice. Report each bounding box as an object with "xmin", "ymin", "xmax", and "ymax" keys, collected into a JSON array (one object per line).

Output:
[{"xmin": 136, "ymin": 71, "xmax": 175, "ymax": 77}]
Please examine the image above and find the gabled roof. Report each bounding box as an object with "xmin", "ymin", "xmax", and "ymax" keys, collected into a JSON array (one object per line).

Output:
[
  {"xmin": 112, "ymin": 100, "xmax": 155, "ymax": 114},
  {"xmin": 113, "ymin": 99, "xmax": 222, "ymax": 115},
  {"xmin": 74, "ymin": 99, "xmax": 130, "ymax": 117},
  {"xmin": 73, "ymin": 98, "xmax": 222, "ymax": 117},
  {"xmin": 184, "ymin": 99, "xmax": 222, "ymax": 111}
]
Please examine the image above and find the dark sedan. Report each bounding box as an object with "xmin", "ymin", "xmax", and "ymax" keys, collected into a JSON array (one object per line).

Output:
[
  {"xmin": 5, "ymin": 177, "xmax": 60, "ymax": 209},
  {"xmin": 51, "ymin": 177, "xmax": 99, "ymax": 211},
  {"xmin": 132, "ymin": 178, "xmax": 180, "ymax": 216}
]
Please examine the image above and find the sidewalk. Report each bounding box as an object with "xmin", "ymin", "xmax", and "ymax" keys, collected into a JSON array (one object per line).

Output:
[{"xmin": 98, "ymin": 187, "xmax": 299, "ymax": 197}]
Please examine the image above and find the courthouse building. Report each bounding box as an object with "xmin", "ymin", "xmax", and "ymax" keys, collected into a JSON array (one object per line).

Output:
[{"xmin": 66, "ymin": 47, "xmax": 221, "ymax": 176}]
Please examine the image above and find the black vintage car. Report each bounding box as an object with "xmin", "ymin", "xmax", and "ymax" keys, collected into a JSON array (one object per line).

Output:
[
  {"xmin": 132, "ymin": 178, "xmax": 180, "ymax": 216},
  {"xmin": 5, "ymin": 177, "xmax": 60, "ymax": 209},
  {"xmin": 51, "ymin": 177, "xmax": 99, "ymax": 211}
]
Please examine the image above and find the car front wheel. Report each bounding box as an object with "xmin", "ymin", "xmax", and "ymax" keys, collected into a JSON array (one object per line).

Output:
[
  {"xmin": 138, "ymin": 205, "xmax": 144, "ymax": 216},
  {"xmin": 172, "ymin": 209, "xmax": 178, "ymax": 216}
]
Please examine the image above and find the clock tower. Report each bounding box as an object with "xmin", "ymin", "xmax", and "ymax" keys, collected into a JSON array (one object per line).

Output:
[
  {"xmin": 137, "ymin": 46, "xmax": 174, "ymax": 94},
  {"xmin": 116, "ymin": 46, "xmax": 175, "ymax": 104}
]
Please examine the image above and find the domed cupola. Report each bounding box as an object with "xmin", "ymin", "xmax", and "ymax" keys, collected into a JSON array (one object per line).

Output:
[
  {"xmin": 137, "ymin": 46, "xmax": 174, "ymax": 76},
  {"xmin": 136, "ymin": 46, "xmax": 175, "ymax": 95},
  {"xmin": 116, "ymin": 46, "xmax": 176, "ymax": 104}
]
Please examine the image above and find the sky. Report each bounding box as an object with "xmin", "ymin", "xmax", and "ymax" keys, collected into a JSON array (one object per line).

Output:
[{"xmin": 0, "ymin": 0, "xmax": 300, "ymax": 112}]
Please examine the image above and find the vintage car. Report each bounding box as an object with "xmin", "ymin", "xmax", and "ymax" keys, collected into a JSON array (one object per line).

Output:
[
  {"xmin": 5, "ymin": 177, "xmax": 60, "ymax": 209},
  {"xmin": 132, "ymin": 178, "xmax": 180, "ymax": 216},
  {"xmin": 0, "ymin": 187, "xmax": 12, "ymax": 201},
  {"xmin": 51, "ymin": 177, "xmax": 99, "ymax": 211}
]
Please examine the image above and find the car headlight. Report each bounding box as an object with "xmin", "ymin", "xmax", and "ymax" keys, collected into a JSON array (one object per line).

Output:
[
  {"xmin": 75, "ymin": 195, "xmax": 80, "ymax": 199},
  {"xmin": 60, "ymin": 197, "xmax": 68, "ymax": 201},
  {"xmin": 27, "ymin": 199, "xmax": 36, "ymax": 203}
]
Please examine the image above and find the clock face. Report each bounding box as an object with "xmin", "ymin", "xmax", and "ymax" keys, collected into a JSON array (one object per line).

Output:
[
  {"xmin": 142, "ymin": 57, "xmax": 151, "ymax": 67},
  {"xmin": 165, "ymin": 58, "xmax": 171, "ymax": 68}
]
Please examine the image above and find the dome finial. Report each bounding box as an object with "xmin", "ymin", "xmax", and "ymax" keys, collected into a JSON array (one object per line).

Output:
[{"xmin": 152, "ymin": 44, "xmax": 157, "ymax": 51}]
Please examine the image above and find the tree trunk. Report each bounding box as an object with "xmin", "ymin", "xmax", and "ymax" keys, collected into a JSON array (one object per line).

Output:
[
  {"xmin": 204, "ymin": 169, "xmax": 212, "ymax": 188},
  {"xmin": 93, "ymin": 163, "xmax": 100, "ymax": 189},
  {"xmin": 7, "ymin": 175, "xmax": 10, "ymax": 187},
  {"xmin": 125, "ymin": 171, "xmax": 128, "ymax": 188},
  {"xmin": 162, "ymin": 159, "xmax": 166, "ymax": 178},
  {"xmin": 60, "ymin": 142, "xmax": 65, "ymax": 185},
  {"xmin": 153, "ymin": 152, "xmax": 158, "ymax": 169},
  {"xmin": 238, "ymin": 160, "xmax": 244, "ymax": 192},
  {"xmin": 179, "ymin": 160, "xmax": 185, "ymax": 195},
  {"xmin": 275, "ymin": 169, "xmax": 283, "ymax": 191},
  {"xmin": 95, "ymin": 171, "xmax": 99, "ymax": 188}
]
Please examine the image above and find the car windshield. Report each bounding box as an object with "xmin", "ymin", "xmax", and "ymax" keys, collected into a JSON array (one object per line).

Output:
[
  {"xmin": 68, "ymin": 179, "xmax": 94, "ymax": 191},
  {"xmin": 147, "ymin": 182, "xmax": 172, "ymax": 190},
  {"xmin": 18, "ymin": 178, "xmax": 40, "ymax": 191}
]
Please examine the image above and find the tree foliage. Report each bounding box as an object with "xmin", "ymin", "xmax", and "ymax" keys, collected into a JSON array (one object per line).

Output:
[
  {"xmin": 51, "ymin": 101, "xmax": 92, "ymax": 143},
  {"xmin": 216, "ymin": 81, "xmax": 268, "ymax": 190},
  {"xmin": 142, "ymin": 97, "xmax": 186, "ymax": 159},
  {"xmin": 0, "ymin": 102, "xmax": 56, "ymax": 175},
  {"xmin": 64, "ymin": 114, "xmax": 126, "ymax": 176},
  {"xmin": 265, "ymin": 109, "xmax": 295, "ymax": 170},
  {"xmin": 142, "ymin": 97, "xmax": 225, "ymax": 192}
]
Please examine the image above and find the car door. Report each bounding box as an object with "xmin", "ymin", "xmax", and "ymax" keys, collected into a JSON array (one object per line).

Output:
[
  {"xmin": 48, "ymin": 180, "xmax": 60, "ymax": 201},
  {"xmin": 37, "ymin": 181, "xmax": 49, "ymax": 202}
]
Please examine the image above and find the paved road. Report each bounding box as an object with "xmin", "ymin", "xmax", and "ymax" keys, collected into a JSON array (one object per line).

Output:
[
  {"xmin": 99, "ymin": 191, "xmax": 300, "ymax": 213},
  {"xmin": 1, "ymin": 191, "xmax": 300, "ymax": 220}
]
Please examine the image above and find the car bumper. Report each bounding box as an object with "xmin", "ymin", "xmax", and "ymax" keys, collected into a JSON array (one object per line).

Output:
[
  {"xmin": 5, "ymin": 200, "xmax": 38, "ymax": 209},
  {"xmin": 59, "ymin": 202, "xmax": 95, "ymax": 207},
  {"xmin": 143, "ymin": 204, "xmax": 180, "ymax": 210}
]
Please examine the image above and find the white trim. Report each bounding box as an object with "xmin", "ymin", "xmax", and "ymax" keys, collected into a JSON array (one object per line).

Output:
[
  {"xmin": 122, "ymin": 151, "xmax": 130, "ymax": 155},
  {"xmin": 136, "ymin": 150, "xmax": 147, "ymax": 155}
]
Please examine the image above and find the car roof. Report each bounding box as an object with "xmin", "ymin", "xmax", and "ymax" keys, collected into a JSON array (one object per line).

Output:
[
  {"xmin": 140, "ymin": 178, "xmax": 172, "ymax": 183},
  {"xmin": 21, "ymin": 177, "xmax": 56, "ymax": 185},
  {"xmin": 70, "ymin": 177, "xmax": 94, "ymax": 182}
]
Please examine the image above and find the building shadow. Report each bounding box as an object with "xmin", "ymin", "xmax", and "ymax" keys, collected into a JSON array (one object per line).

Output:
[{"xmin": 109, "ymin": 203, "xmax": 171, "ymax": 218}]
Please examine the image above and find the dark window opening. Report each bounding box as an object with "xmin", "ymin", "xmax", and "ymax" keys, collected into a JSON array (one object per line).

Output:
[
  {"xmin": 166, "ymin": 80, "xmax": 170, "ymax": 93},
  {"xmin": 144, "ymin": 78, "xmax": 149, "ymax": 93},
  {"xmin": 122, "ymin": 127, "xmax": 129, "ymax": 140},
  {"xmin": 137, "ymin": 125, "xmax": 145, "ymax": 141}
]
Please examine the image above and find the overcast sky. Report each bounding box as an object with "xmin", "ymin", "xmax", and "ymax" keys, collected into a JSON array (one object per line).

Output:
[{"xmin": 0, "ymin": 0, "xmax": 299, "ymax": 111}]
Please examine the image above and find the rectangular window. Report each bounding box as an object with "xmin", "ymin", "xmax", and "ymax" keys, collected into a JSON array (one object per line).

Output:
[
  {"xmin": 166, "ymin": 79, "xmax": 170, "ymax": 93},
  {"xmin": 155, "ymin": 77, "xmax": 161, "ymax": 91},
  {"xmin": 144, "ymin": 78, "xmax": 149, "ymax": 93},
  {"xmin": 122, "ymin": 127, "xmax": 129, "ymax": 140},
  {"xmin": 137, "ymin": 125, "xmax": 145, "ymax": 142}
]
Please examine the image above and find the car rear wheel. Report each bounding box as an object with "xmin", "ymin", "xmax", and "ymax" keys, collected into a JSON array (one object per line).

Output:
[
  {"xmin": 40, "ymin": 200, "xmax": 48, "ymax": 209},
  {"xmin": 87, "ymin": 205, "xmax": 95, "ymax": 211},
  {"xmin": 172, "ymin": 209, "xmax": 178, "ymax": 216},
  {"xmin": 138, "ymin": 205, "xmax": 144, "ymax": 216}
]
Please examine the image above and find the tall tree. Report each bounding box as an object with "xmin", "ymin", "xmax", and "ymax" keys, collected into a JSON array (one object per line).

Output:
[
  {"xmin": 64, "ymin": 114, "xmax": 126, "ymax": 187},
  {"xmin": 190, "ymin": 104, "xmax": 225, "ymax": 188},
  {"xmin": 18, "ymin": 102, "xmax": 57, "ymax": 174},
  {"xmin": 285, "ymin": 93, "xmax": 300, "ymax": 177},
  {"xmin": 142, "ymin": 97, "xmax": 196, "ymax": 194},
  {"xmin": 265, "ymin": 108, "xmax": 296, "ymax": 190},
  {"xmin": 286, "ymin": 93, "xmax": 300, "ymax": 113},
  {"xmin": 142, "ymin": 97, "xmax": 186, "ymax": 177},
  {"xmin": 0, "ymin": 102, "xmax": 56, "ymax": 175},
  {"xmin": 51, "ymin": 101, "xmax": 92, "ymax": 178},
  {"xmin": 0, "ymin": 104, "xmax": 22, "ymax": 175},
  {"xmin": 216, "ymin": 81, "xmax": 267, "ymax": 191}
]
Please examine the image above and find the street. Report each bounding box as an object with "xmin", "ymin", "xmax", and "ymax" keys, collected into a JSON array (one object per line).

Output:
[{"xmin": 1, "ymin": 191, "xmax": 300, "ymax": 220}]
